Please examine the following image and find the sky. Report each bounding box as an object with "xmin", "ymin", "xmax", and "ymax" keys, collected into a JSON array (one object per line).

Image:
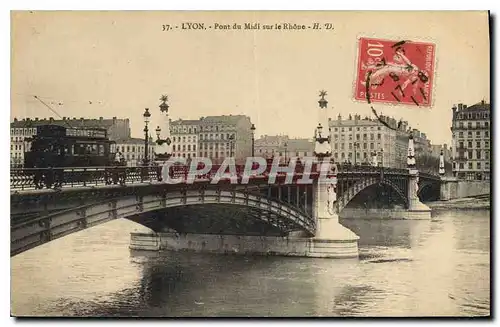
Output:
[{"xmin": 11, "ymin": 11, "xmax": 490, "ymax": 145}]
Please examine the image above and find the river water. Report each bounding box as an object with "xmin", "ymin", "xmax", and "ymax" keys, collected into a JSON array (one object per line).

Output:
[{"xmin": 11, "ymin": 208, "xmax": 490, "ymax": 317}]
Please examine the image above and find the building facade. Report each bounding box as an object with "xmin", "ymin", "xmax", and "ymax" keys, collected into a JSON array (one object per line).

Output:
[
  {"xmin": 114, "ymin": 137, "xmax": 156, "ymax": 167},
  {"xmin": 170, "ymin": 119, "xmax": 199, "ymax": 160},
  {"xmin": 10, "ymin": 116, "xmax": 131, "ymax": 167},
  {"xmin": 328, "ymin": 114, "xmax": 431, "ymax": 168},
  {"xmin": 169, "ymin": 115, "xmax": 252, "ymax": 164},
  {"xmin": 254, "ymin": 135, "xmax": 313, "ymax": 162},
  {"xmin": 450, "ymin": 101, "xmax": 490, "ymax": 180}
]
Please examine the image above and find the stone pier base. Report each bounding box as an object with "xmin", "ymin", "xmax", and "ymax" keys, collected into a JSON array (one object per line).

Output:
[
  {"xmin": 130, "ymin": 231, "xmax": 359, "ymax": 259},
  {"xmin": 129, "ymin": 232, "xmax": 160, "ymax": 251},
  {"xmin": 340, "ymin": 207, "xmax": 431, "ymax": 220}
]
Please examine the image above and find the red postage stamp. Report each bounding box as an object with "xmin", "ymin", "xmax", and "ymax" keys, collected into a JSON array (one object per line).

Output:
[{"xmin": 354, "ymin": 37, "xmax": 436, "ymax": 107}]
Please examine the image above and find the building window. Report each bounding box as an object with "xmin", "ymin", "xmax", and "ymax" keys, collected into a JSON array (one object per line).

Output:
[
  {"xmin": 341, "ymin": 143, "xmax": 345, "ymax": 149},
  {"xmin": 468, "ymin": 122, "xmax": 472, "ymax": 128},
  {"xmin": 377, "ymin": 133, "xmax": 381, "ymax": 140},
  {"xmin": 193, "ymin": 145, "xmax": 196, "ymax": 151},
  {"xmin": 363, "ymin": 143, "xmax": 367, "ymax": 149},
  {"xmin": 485, "ymin": 151, "xmax": 490, "ymax": 160},
  {"xmin": 334, "ymin": 128, "xmax": 338, "ymax": 132},
  {"xmin": 356, "ymin": 134, "xmax": 360, "ymax": 141},
  {"xmin": 458, "ymin": 131, "xmax": 463, "ymax": 138},
  {"xmin": 476, "ymin": 150, "xmax": 481, "ymax": 159},
  {"xmin": 468, "ymin": 132, "xmax": 472, "ymax": 138},
  {"xmin": 477, "ymin": 162, "xmax": 481, "ymax": 169},
  {"xmin": 370, "ymin": 143, "xmax": 374, "ymax": 149},
  {"xmin": 453, "ymin": 162, "xmax": 456, "ymax": 169},
  {"xmin": 485, "ymin": 131, "xmax": 489, "ymax": 138},
  {"xmin": 476, "ymin": 141, "xmax": 481, "ymax": 148},
  {"xmin": 467, "ymin": 150, "xmax": 473, "ymax": 159},
  {"xmin": 468, "ymin": 141, "xmax": 473, "ymax": 148},
  {"xmin": 459, "ymin": 122, "xmax": 464, "ymax": 128},
  {"xmin": 341, "ymin": 153, "xmax": 345, "ymax": 159},
  {"xmin": 334, "ymin": 153, "xmax": 338, "ymax": 158},
  {"xmin": 459, "ymin": 163, "xmax": 464, "ymax": 169},
  {"xmin": 468, "ymin": 162, "xmax": 473, "ymax": 169},
  {"xmin": 349, "ymin": 143, "xmax": 352, "ymax": 150},
  {"xmin": 370, "ymin": 134, "xmax": 374, "ymax": 140},
  {"xmin": 126, "ymin": 146, "xmax": 130, "ymax": 152},
  {"xmin": 476, "ymin": 131, "xmax": 481, "ymax": 138},
  {"xmin": 188, "ymin": 145, "xmax": 191, "ymax": 151},
  {"xmin": 173, "ymin": 145, "xmax": 176, "ymax": 151},
  {"xmin": 334, "ymin": 144, "xmax": 338, "ymax": 150},
  {"xmin": 485, "ymin": 122, "xmax": 489, "ymax": 128}
]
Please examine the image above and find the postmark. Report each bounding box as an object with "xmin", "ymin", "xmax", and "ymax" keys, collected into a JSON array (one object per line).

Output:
[{"xmin": 354, "ymin": 37, "xmax": 436, "ymax": 107}]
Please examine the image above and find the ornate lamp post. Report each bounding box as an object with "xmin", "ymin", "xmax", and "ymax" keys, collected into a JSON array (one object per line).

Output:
[
  {"xmin": 407, "ymin": 129, "xmax": 416, "ymax": 169},
  {"xmin": 154, "ymin": 95, "xmax": 173, "ymax": 161},
  {"xmin": 229, "ymin": 134, "xmax": 235, "ymax": 157},
  {"xmin": 250, "ymin": 124, "xmax": 256, "ymax": 157},
  {"xmin": 439, "ymin": 149, "xmax": 445, "ymax": 176},
  {"xmin": 284, "ymin": 142, "xmax": 288, "ymax": 164},
  {"xmin": 143, "ymin": 108, "xmax": 151, "ymax": 165},
  {"xmin": 379, "ymin": 148, "xmax": 384, "ymax": 167},
  {"xmin": 371, "ymin": 150, "xmax": 378, "ymax": 167}
]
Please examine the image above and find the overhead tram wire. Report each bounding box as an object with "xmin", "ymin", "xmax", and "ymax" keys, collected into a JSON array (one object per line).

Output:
[{"xmin": 32, "ymin": 95, "xmax": 74, "ymax": 129}]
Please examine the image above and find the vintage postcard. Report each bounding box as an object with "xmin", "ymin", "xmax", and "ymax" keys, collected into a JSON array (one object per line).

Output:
[{"xmin": 10, "ymin": 11, "xmax": 491, "ymax": 318}]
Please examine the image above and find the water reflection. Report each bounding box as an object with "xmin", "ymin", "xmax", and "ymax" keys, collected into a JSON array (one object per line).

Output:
[{"xmin": 11, "ymin": 210, "xmax": 490, "ymax": 317}]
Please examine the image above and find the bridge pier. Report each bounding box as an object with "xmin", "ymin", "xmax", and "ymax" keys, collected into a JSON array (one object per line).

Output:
[{"xmin": 407, "ymin": 169, "xmax": 432, "ymax": 219}]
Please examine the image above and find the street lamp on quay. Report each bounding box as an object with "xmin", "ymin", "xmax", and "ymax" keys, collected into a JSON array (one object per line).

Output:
[
  {"xmin": 353, "ymin": 142, "xmax": 359, "ymax": 165},
  {"xmin": 284, "ymin": 142, "xmax": 288, "ymax": 164},
  {"xmin": 229, "ymin": 134, "xmax": 235, "ymax": 157},
  {"xmin": 379, "ymin": 148, "xmax": 384, "ymax": 167},
  {"xmin": 143, "ymin": 108, "xmax": 151, "ymax": 165},
  {"xmin": 250, "ymin": 124, "xmax": 256, "ymax": 157}
]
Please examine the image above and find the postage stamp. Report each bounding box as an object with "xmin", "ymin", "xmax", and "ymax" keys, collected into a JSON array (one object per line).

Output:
[{"xmin": 354, "ymin": 37, "xmax": 436, "ymax": 107}]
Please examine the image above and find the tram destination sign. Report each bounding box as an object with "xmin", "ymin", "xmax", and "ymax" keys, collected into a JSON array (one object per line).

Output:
[{"xmin": 66, "ymin": 128, "xmax": 107, "ymax": 138}]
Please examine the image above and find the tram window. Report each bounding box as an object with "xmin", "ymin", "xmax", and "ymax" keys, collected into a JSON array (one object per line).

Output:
[{"xmin": 98, "ymin": 144, "xmax": 104, "ymax": 155}]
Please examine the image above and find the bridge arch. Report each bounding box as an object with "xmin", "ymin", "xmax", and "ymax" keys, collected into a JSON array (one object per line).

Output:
[
  {"xmin": 11, "ymin": 188, "xmax": 314, "ymax": 257},
  {"xmin": 337, "ymin": 177, "xmax": 409, "ymax": 213}
]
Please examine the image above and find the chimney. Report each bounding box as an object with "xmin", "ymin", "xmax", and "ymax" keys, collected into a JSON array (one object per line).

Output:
[
  {"xmin": 463, "ymin": 104, "xmax": 468, "ymax": 109},
  {"xmin": 35, "ymin": 117, "xmax": 39, "ymax": 121},
  {"xmin": 49, "ymin": 117, "xmax": 54, "ymax": 122},
  {"xmin": 458, "ymin": 103, "xmax": 463, "ymax": 111},
  {"xmin": 481, "ymin": 99, "xmax": 485, "ymax": 105},
  {"xmin": 99, "ymin": 117, "xmax": 103, "ymax": 121},
  {"xmin": 13, "ymin": 117, "xmax": 17, "ymax": 122},
  {"xmin": 452, "ymin": 104, "xmax": 457, "ymax": 116}
]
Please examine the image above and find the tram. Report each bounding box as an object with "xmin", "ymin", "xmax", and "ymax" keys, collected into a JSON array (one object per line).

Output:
[{"xmin": 23, "ymin": 124, "xmax": 117, "ymax": 168}]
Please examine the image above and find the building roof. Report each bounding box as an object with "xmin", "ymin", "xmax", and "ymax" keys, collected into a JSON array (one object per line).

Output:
[
  {"xmin": 460, "ymin": 101, "xmax": 490, "ymax": 112},
  {"xmin": 171, "ymin": 119, "xmax": 200, "ymax": 126},
  {"xmin": 10, "ymin": 117, "xmax": 128, "ymax": 129},
  {"xmin": 199, "ymin": 115, "xmax": 250, "ymax": 125}
]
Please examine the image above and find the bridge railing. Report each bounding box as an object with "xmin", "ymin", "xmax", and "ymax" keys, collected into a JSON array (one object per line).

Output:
[{"xmin": 10, "ymin": 163, "xmax": 434, "ymax": 191}]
